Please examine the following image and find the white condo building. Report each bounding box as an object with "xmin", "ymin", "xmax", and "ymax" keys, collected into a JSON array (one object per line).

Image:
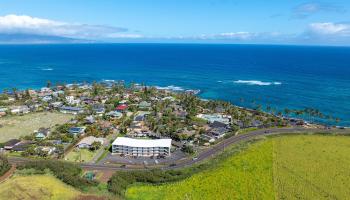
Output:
[{"xmin": 112, "ymin": 137, "xmax": 172, "ymax": 157}]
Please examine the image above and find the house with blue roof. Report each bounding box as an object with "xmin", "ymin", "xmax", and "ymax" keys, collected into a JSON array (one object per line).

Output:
[
  {"xmin": 68, "ymin": 127, "xmax": 86, "ymax": 136},
  {"xmin": 35, "ymin": 128, "xmax": 50, "ymax": 140},
  {"xmin": 59, "ymin": 106, "xmax": 84, "ymax": 115}
]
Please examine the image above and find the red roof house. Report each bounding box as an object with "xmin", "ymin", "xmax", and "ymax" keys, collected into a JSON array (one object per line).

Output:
[{"xmin": 116, "ymin": 104, "xmax": 128, "ymax": 112}]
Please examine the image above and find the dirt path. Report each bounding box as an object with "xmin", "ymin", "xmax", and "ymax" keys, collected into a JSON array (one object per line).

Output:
[{"xmin": 0, "ymin": 165, "xmax": 16, "ymax": 183}]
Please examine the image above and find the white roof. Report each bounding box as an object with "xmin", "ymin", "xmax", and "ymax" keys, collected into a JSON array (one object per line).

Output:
[
  {"xmin": 76, "ymin": 136, "xmax": 105, "ymax": 146},
  {"xmin": 112, "ymin": 137, "xmax": 172, "ymax": 148}
]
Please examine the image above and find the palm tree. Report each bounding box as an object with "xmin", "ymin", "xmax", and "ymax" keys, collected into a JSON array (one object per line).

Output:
[
  {"xmin": 284, "ymin": 108, "xmax": 291, "ymax": 118},
  {"xmin": 12, "ymin": 88, "xmax": 18, "ymax": 100},
  {"xmin": 47, "ymin": 80, "xmax": 52, "ymax": 88}
]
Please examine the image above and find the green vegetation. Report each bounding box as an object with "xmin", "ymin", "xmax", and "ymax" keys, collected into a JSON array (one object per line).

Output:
[
  {"xmin": 125, "ymin": 135, "xmax": 350, "ymax": 200},
  {"xmin": 0, "ymin": 112, "xmax": 72, "ymax": 142},
  {"xmin": 237, "ymin": 127, "xmax": 258, "ymax": 135},
  {"xmin": 273, "ymin": 135, "xmax": 350, "ymax": 199},
  {"xmin": 65, "ymin": 149, "xmax": 96, "ymax": 163},
  {"xmin": 108, "ymin": 138, "xmax": 265, "ymax": 198},
  {"xmin": 17, "ymin": 160, "xmax": 97, "ymax": 190},
  {"xmin": 0, "ymin": 175, "xmax": 81, "ymax": 200},
  {"xmin": 126, "ymin": 140, "xmax": 274, "ymax": 200},
  {"xmin": 0, "ymin": 155, "xmax": 11, "ymax": 176}
]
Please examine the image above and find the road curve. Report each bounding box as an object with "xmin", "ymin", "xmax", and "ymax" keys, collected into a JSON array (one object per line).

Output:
[{"xmin": 8, "ymin": 127, "xmax": 349, "ymax": 171}]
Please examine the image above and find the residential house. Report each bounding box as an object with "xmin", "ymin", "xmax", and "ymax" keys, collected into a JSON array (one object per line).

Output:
[
  {"xmin": 92, "ymin": 104, "xmax": 105, "ymax": 114},
  {"xmin": 69, "ymin": 127, "xmax": 86, "ymax": 136},
  {"xmin": 66, "ymin": 96, "xmax": 80, "ymax": 105},
  {"xmin": 76, "ymin": 136, "xmax": 106, "ymax": 149},
  {"xmin": 35, "ymin": 128, "xmax": 50, "ymax": 140},
  {"xmin": 196, "ymin": 114, "xmax": 231, "ymax": 125},
  {"xmin": 162, "ymin": 96, "xmax": 175, "ymax": 102},
  {"xmin": 201, "ymin": 126, "xmax": 229, "ymax": 143},
  {"xmin": 138, "ymin": 101, "xmax": 151, "ymax": 110},
  {"xmin": 134, "ymin": 111, "xmax": 150, "ymax": 122},
  {"xmin": 3, "ymin": 139, "xmax": 21, "ymax": 150},
  {"xmin": 0, "ymin": 107, "xmax": 8, "ymax": 117},
  {"xmin": 41, "ymin": 96, "xmax": 52, "ymax": 102},
  {"xmin": 52, "ymin": 90, "xmax": 64, "ymax": 97},
  {"xmin": 12, "ymin": 141, "xmax": 36, "ymax": 152},
  {"xmin": 106, "ymin": 111, "xmax": 123, "ymax": 119},
  {"xmin": 36, "ymin": 146, "xmax": 57, "ymax": 155},
  {"xmin": 85, "ymin": 115, "xmax": 95, "ymax": 124},
  {"xmin": 10, "ymin": 105, "xmax": 30, "ymax": 114},
  {"xmin": 210, "ymin": 121, "xmax": 229, "ymax": 129},
  {"xmin": 116, "ymin": 104, "xmax": 128, "ymax": 113},
  {"xmin": 50, "ymin": 101, "xmax": 63, "ymax": 108},
  {"xmin": 60, "ymin": 106, "xmax": 84, "ymax": 115}
]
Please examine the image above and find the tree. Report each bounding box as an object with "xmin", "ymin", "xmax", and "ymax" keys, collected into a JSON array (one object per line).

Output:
[
  {"xmin": 181, "ymin": 145, "xmax": 194, "ymax": 154},
  {"xmin": 47, "ymin": 80, "xmax": 52, "ymax": 88},
  {"xmin": 0, "ymin": 155, "xmax": 11, "ymax": 176},
  {"xmin": 12, "ymin": 88, "xmax": 18, "ymax": 100},
  {"xmin": 284, "ymin": 108, "xmax": 291, "ymax": 117},
  {"xmin": 90, "ymin": 141, "xmax": 102, "ymax": 151}
]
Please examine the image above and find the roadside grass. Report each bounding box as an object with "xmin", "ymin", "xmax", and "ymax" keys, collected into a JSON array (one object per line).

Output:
[
  {"xmin": 0, "ymin": 174, "xmax": 81, "ymax": 200},
  {"xmin": 0, "ymin": 112, "xmax": 73, "ymax": 142},
  {"xmin": 96, "ymin": 146, "xmax": 111, "ymax": 163},
  {"xmin": 126, "ymin": 134, "xmax": 350, "ymax": 200},
  {"xmin": 65, "ymin": 149, "xmax": 97, "ymax": 163},
  {"xmin": 126, "ymin": 139, "xmax": 275, "ymax": 200},
  {"xmin": 237, "ymin": 127, "xmax": 258, "ymax": 135}
]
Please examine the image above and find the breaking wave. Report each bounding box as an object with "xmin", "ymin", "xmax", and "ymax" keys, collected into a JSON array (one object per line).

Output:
[
  {"xmin": 155, "ymin": 85, "xmax": 184, "ymax": 91},
  {"xmin": 233, "ymin": 80, "xmax": 282, "ymax": 86},
  {"xmin": 41, "ymin": 68, "xmax": 54, "ymax": 71}
]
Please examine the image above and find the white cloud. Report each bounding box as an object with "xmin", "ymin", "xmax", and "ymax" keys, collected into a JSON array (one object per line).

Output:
[
  {"xmin": 0, "ymin": 14, "xmax": 142, "ymax": 40},
  {"xmin": 215, "ymin": 32, "xmax": 257, "ymax": 40},
  {"xmin": 293, "ymin": 2, "xmax": 345, "ymax": 19},
  {"xmin": 308, "ymin": 22, "xmax": 350, "ymax": 35},
  {"xmin": 188, "ymin": 31, "xmax": 287, "ymax": 43}
]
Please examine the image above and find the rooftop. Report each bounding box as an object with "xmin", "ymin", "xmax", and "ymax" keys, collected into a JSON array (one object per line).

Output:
[{"xmin": 112, "ymin": 137, "xmax": 172, "ymax": 148}]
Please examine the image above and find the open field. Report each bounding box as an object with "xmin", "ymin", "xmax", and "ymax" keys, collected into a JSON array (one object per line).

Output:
[
  {"xmin": 0, "ymin": 112, "xmax": 72, "ymax": 142},
  {"xmin": 65, "ymin": 149, "xmax": 97, "ymax": 163},
  {"xmin": 0, "ymin": 175, "xmax": 81, "ymax": 200},
  {"xmin": 126, "ymin": 135, "xmax": 350, "ymax": 200},
  {"xmin": 273, "ymin": 135, "xmax": 350, "ymax": 199},
  {"xmin": 126, "ymin": 139, "xmax": 275, "ymax": 200}
]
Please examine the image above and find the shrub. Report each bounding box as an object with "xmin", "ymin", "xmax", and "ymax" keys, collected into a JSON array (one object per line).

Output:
[
  {"xmin": 17, "ymin": 160, "xmax": 97, "ymax": 190},
  {"xmin": 108, "ymin": 169, "xmax": 191, "ymax": 196},
  {"xmin": 0, "ymin": 155, "xmax": 11, "ymax": 176}
]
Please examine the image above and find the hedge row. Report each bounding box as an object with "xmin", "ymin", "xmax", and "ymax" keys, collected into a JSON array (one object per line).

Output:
[{"xmin": 17, "ymin": 160, "xmax": 97, "ymax": 190}]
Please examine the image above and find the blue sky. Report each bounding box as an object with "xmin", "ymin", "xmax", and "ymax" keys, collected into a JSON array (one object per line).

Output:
[{"xmin": 0, "ymin": 0, "xmax": 350, "ymax": 45}]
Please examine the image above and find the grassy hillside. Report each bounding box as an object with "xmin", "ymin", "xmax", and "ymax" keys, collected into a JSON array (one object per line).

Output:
[
  {"xmin": 0, "ymin": 175, "xmax": 80, "ymax": 200},
  {"xmin": 127, "ymin": 140, "xmax": 275, "ymax": 200},
  {"xmin": 126, "ymin": 135, "xmax": 350, "ymax": 200}
]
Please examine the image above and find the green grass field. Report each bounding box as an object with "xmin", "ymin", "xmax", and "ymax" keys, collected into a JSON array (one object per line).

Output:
[
  {"xmin": 273, "ymin": 135, "xmax": 350, "ymax": 199},
  {"xmin": 65, "ymin": 149, "xmax": 97, "ymax": 163},
  {"xmin": 126, "ymin": 135, "xmax": 350, "ymax": 200},
  {"xmin": 0, "ymin": 175, "xmax": 81, "ymax": 200},
  {"xmin": 0, "ymin": 112, "xmax": 72, "ymax": 142}
]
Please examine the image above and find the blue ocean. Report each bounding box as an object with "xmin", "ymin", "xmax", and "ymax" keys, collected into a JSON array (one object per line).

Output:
[{"xmin": 0, "ymin": 44, "xmax": 349, "ymax": 126}]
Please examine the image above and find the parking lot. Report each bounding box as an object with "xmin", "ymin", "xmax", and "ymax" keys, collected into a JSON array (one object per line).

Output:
[{"xmin": 99, "ymin": 148, "xmax": 187, "ymax": 166}]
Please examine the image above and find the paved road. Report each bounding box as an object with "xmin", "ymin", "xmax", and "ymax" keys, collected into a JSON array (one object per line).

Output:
[{"xmin": 8, "ymin": 127, "xmax": 349, "ymax": 171}]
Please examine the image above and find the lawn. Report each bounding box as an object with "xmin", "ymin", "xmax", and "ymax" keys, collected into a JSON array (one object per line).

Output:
[
  {"xmin": 126, "ymin": 134, "xmax": 350, "ymax": 200},
  {"xmin": 0, "ymin": 175, "xmax": 81, "ymax": 200},
  {"xmin": 65, "ymin": 149, "xmax": 97, "ymax": 163},
  {"xmin": 0, "ymin": 112, "xmax": 72, "ymax": 142}
]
